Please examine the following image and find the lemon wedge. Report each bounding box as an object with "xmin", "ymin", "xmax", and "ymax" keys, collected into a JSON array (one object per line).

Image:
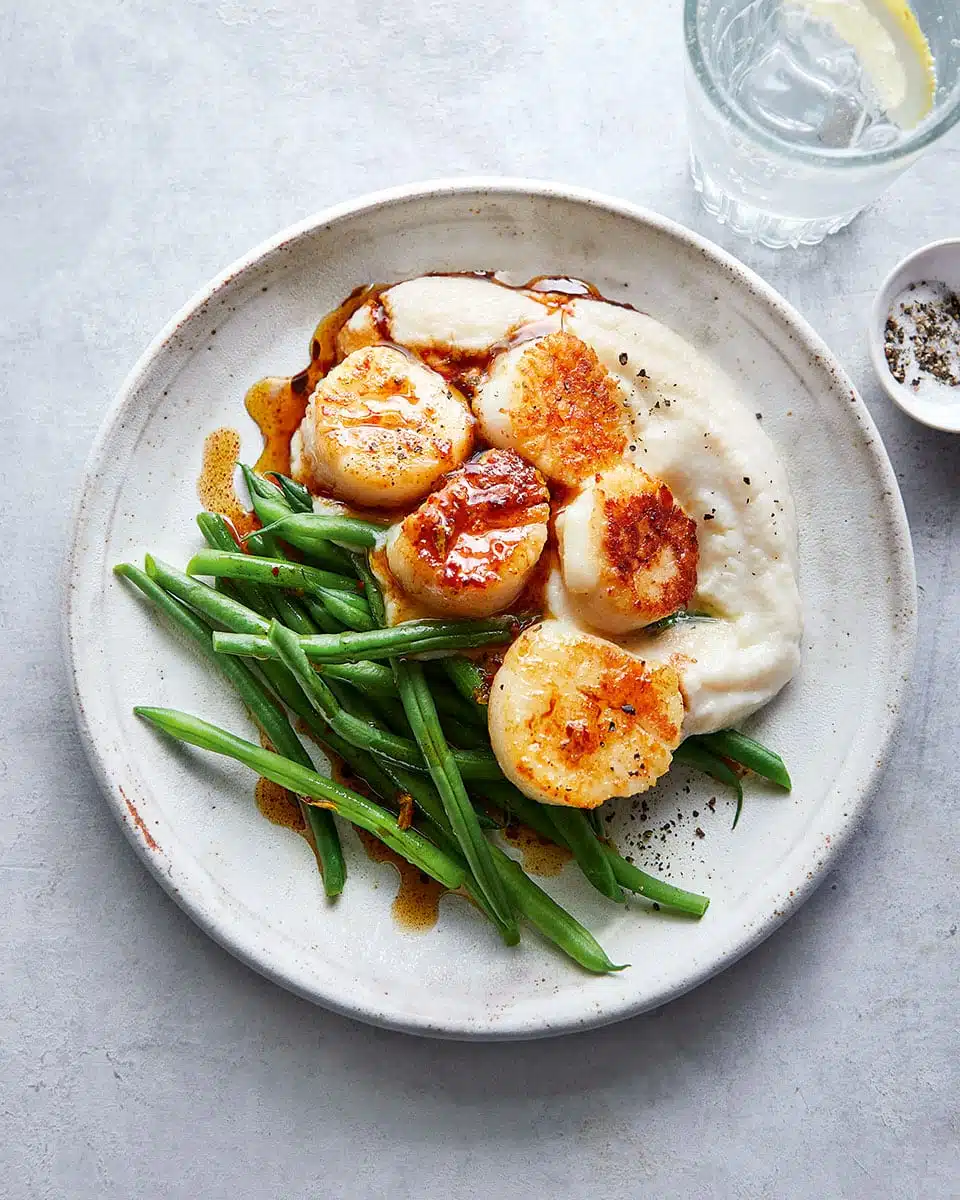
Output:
[{"xmin": 800, "ymin": 0, "xmax": 936, "ymax": 128}]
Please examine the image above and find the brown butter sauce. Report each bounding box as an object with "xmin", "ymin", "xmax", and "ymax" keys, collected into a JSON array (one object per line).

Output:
[
  {"xmin": 355, "ymin": 829, "xmax": 447, "ymax": 933},
  {"xmin": 502, "ymin": 819, "xmax": 573, "ymax": 877},
  {"xmin": 255, "ymin": 777, "xmax": 306, "ymax": 832}
]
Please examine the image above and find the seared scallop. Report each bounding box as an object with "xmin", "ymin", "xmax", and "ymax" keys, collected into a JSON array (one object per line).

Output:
[
  {"xmin": 385, "ymin": 449, "xmax": 550, "ymax": 618},
  {"xmin": 472, "ymin": 331, "xmax": 631, "ymax": 487},
  {"xmin": 487, "ymin": 621, "xmax": 684, "ymax": 808},
  {"xmin": 337, "ymin": 276, "xmax": 552, "ymax": 359},
  {"xmin": 557, "ymin": 464, "xmax": 699, "ymax": 634},
  {"xmin": 292, "ymin": 345, "xmax": 474, "ymax": 508}
]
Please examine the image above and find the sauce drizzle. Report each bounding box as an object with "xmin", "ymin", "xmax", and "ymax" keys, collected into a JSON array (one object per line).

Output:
[
  {"xmin": 244, "ymin": 375, "xmax": 310, "ymax": 477},
  {"xmin": 255, "ymin": 778, "xmax": 306, "ymax": 832},
  {"xmin": 502, "ymin": 820, "xmax": 572, "ymax": 877},
  {"xmin": 356, "ymin": 829, "xmax": 448, "ymax": 933},
  {"xmin": 197, "ymin": 426, "xmax": 259, "ymax": 536}
]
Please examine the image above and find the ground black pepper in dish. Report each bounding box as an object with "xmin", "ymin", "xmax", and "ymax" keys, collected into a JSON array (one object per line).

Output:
[{"xmin": 884, "ymin": 280, "xmax": 960, "ymax": 389}]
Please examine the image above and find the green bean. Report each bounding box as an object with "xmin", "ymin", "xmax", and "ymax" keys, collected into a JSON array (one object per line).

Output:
[
  {"xmin": 197, "ymin": 512, "xmax": 278, "ymax": 617},
  {"xmin": 379, "ymin": 762, "xmax": 499, "ymax": 832},
  {"xmin": 240, "ymin": 463, "xmax": 311, "ymax": 536},
  {"xmin": 317, "ymin": 681, "xmax": 497, "ymax": 831},
  {"xmin": 394, "ymin": 660, "xmax": 517, "ymax": 936},
  {"xmin": 296, "ymin": 713, "xmax": 402, "ymax": 814},
  {"xmin": 262, "ymin": 502, "xmax": 358, "ymax": 575},
  {"xmin": 302, "ymin": 598, "xmax": 347, "ymax": 634},
  {"xmin": 315, "ymin": 660, "xmax": 397, "ymax": 697},
  {"xmin": 264, "ymin": 470, "xmax": 314, "ymax": 514},
  {"xmin": 144, "ymin": 553, "xmax": 327, "ymax": 715},
  {"xmin": 255, "ymin": 512, "xmax": 385, "ymax": 551},
  {"xmin": 268, "ymin": 470, "xmax": 385, "ymax": 574},
  {"xmin": 423, "ymin": 668, "xmax": 488, "ymax": 728},
  {"xmin": 258, "ymin": 472, "xmax": 360, "ymax": 581},
  {"xmin": 164, "ymin": 545, "xmax": 317, "ymax": 717},
  {"xmin": 313, "ymin": 587, "xmax": 376, "ymax": 631},
  {"xmin": 216, "ymin": 577, "xmax": 274, "ymax": 621},
  {"xmin": 242, "ymin": 461, "xmax": 297, "ymax": 511},
  {"xmin": 323, "ymin": 675, "xmax": 386, "ymax": 727},
  {"xmin": 369, "ymin": 692, "xmax": 416, "ymax": 739},
  {"xmin": 211, "ymin": 616, "xmax": 517, "ymax": 664},
  {"xmin": 134, "ymin": 708, "xmax": 465, "ymax": 889},
  {"xmin": 437, "ymin": 715, "xmax": 490, "ymax": 751},
  {"xmin": 145, "ymin": 554, "xmax": 319, "ymax": 716},
  {"xmin": 266, "ymin": 621, "xmax": 501, "ymax": 777},
  {"xmin": 241, "ymin": 465, "xmax": 384, "ymax": 548},
  {"xmin": 698, "ymin": 729, "xmax": 791, "ymax": 791},
  {"xmin": 217, "ymin": 638, "xmax": 401, "ymax": 815},
  {"xmin": 482, "ymin": 779, "xmax": 624, "ymax": 905},
  {"xmin": 268, "ymin": 621, "xmax": 428, "ymax": 769},
  {"xmin": 363, "ymin": 758, "xmax": 516, "ymax": 943},
  {"xmin": 268, "ymin": 591, "xmax": 319, "ymax": 635},
  {"xmin": 246, "ymin": 520, "xmax": 355, "ymax": 630},
  {"xmin": 187, "ymin": 549, "xmax": 357, "ymax": 597},
  {"xmin": 547, "ymin": 807, "xmax": 625, "ymax": 904},
  {"xmin": 114, "ymin": 563, "xmax": 345, "ymax": 895},
  {"xmin": 197, "ymin": 510, "xmax": 245, "ymax": 554},
  {"xmin": 245, "ymin": 489, "xmax": 357, "ymax": 583},
  {"xmin": 480, "ymin": 780, "xmax": 709, "ymax": 917},
  {"xmin": 443, "ymin": 750, "xmax": 501, "ymax": 780},
  {"xmin": 243, "ymin": 528, "xmax": 275, "ymax": 560},
  {"xmin": 303, "ymin": 538, "xmax": 357, "ymax": 577},
  {"xmin": 439, "ymin": 656, "xmax": 490, "ymax": 721},
  {"xmin": 673, "ymin": 740, "xmax": 745, "ymax": 828},
  {"xmin": 372, "ymin": 759, "xmax": 451, "ymax": 836},
  {"xmin": 316, "ymin": 668, "xmax": 415, "ymax": 752},
  {"xmin": 244, "ymin": 528, "xmax": 322, "ymax": 635},
  {"xmin": 145, "ymin": 555, "xmax": 270, "ymax": 635},
  {"xmin": 351, "ymin": 551, "xmax": 387, "ymax": 627},
  {"xmin": 608, "ymin": 852, "xmax": 710, "ymax": 917},
  {"xmin": 491, "ymin": 850, "xmax": 626, "ymax": 973}
]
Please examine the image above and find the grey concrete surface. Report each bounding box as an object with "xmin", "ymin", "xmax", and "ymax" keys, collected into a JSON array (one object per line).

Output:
[{"xmin": 2, "ymin": 2, "xmax": 958, "ymax": 1197}]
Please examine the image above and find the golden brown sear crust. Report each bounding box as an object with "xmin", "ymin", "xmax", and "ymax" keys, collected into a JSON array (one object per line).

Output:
[
  {"xmin": 512, "ymin": 637, "xmax": 682, "ymax": 783},
  {"xmin": 487, "ymin": 623, "xmax": 684, "ymax": 808},
  {"xmin": 511, "ymin": 331, "xmax": 628, "ymax": 486},
  {"xmin": 601, "ymin": 479, "xmax": 699, "ymax": 621}
]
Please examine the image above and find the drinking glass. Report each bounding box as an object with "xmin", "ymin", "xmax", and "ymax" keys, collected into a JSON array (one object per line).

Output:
[{"xmin": 685, "ymin": 0, "xmax": 960, "ymax": 248}]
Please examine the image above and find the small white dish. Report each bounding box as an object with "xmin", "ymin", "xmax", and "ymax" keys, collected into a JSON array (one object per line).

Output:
[
  {"xmin": 65, "ymin": 180, "xmax": 916, "ymax": 1038},
  {"xmin": 870, "ymin": 238, "xmax": 960, "ymax": 433}
]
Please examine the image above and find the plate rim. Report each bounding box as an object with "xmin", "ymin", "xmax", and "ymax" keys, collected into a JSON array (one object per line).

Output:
[{"xmin": 63, "ymin": 177, "xmax": 918, "ymax": 1039}]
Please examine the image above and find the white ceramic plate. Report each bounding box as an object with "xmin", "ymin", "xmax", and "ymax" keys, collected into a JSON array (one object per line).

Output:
[{"xmin": 65, "ymin": 180, "xmax": 916, "ymax": 1039}]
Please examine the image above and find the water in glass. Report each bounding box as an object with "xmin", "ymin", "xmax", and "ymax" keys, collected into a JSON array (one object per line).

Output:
[{"xmin": 686, "ymin": 0, "xmax": 960, "ymax": 247}]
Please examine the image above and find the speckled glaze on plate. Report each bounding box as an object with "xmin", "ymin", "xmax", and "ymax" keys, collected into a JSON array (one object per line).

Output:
[{"xmin": 64, "ymin": 180, "xmax": 916, "ymax": 1039}]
